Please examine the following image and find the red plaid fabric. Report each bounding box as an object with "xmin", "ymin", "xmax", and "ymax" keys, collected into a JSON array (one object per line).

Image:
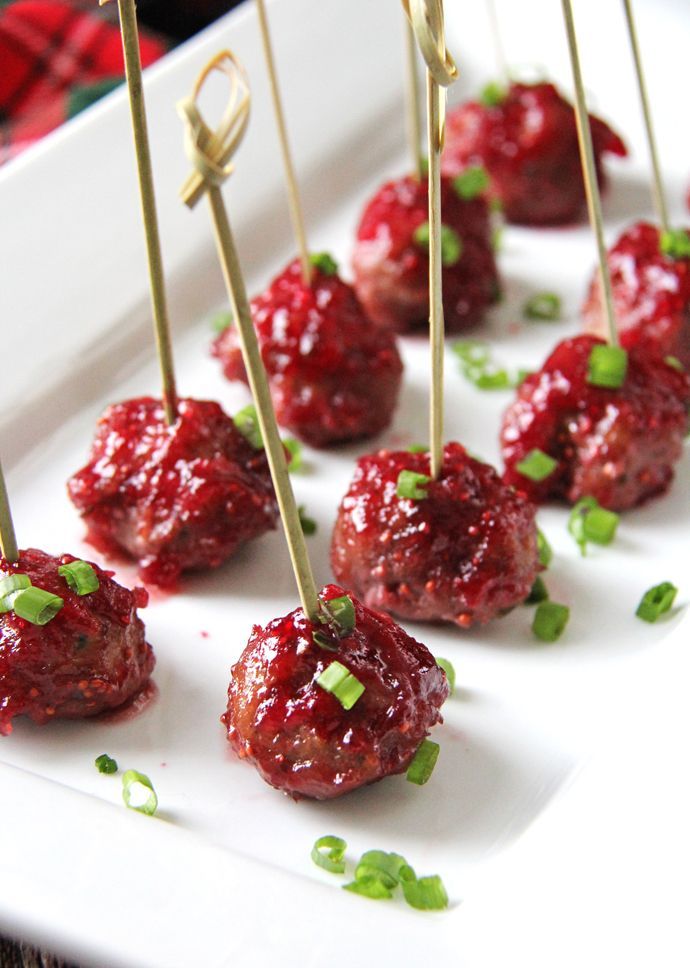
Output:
[{"xmin": 0, "ymin": 0, "xmax": 167, "ymax": 164}]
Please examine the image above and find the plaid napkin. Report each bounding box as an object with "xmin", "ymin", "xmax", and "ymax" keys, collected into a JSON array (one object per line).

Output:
[{"xmin": 0, "ymin": 0, "xmax": 167, "ymax": 165}]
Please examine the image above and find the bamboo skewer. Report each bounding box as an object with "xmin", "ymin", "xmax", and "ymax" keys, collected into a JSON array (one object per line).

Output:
[
  {"xmin": 178, "ymin": 52, "xmax": 319, "ymax": 623},
  {"xmin": 103, "ymin": 0, "xmax": 178, "ymax": 423},
  {"xmin": 561, "ymin": 0, "xmax": 619, "ymax": 348},
  {"xmin": 0, "ymin": 458, "xmax": 19, "ymax": 564},
  {"xmin": 255, "ymin": 0, "xmax": 312, "ymax": 284},
  {"xmin": 405, "ymin": 17, "xmax": 424, "ymax": 180},
  {"xmin": 621, "ymin": 0, "xmax": 670, "ymax": 234},
  {"xmin": 486, "ymin": 0, "xmax": 510, "ymax": 85}
]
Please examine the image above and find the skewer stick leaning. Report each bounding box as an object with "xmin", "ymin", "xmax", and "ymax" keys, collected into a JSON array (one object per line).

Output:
[
  {"xmin": 103, "ymin": 0, "xmax": 178, "ymax": 423},
  {"xmin": 405, "ymin": 0, "xmax": 458, "ymax": 479},
  {"xmin": 178, "ymin": 52, "xmax": 319, "ymax": 623},
  {"xmin": 621, "ymin": 0, "xmax": 669, "ymax": 234},
  {"xmin": 486, "ymin": 0, "xmax": 510, "ymax": 85},
  {"xmin": 0, "ymin": 458, "xmax": 19, "ymax": 564},
  {"xmin": 561, "ymin": 0, "xmax": 619, "ymax": 348},
  {"xmin": 405, "ymin": 18, "xmax": 424, "ymax": 180}
]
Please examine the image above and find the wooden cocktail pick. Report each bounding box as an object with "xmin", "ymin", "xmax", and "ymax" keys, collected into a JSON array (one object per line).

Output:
[
  {"xmin": 101, "ymin": 0, "xmax": 178, "ymax": 423},
  {"xmin": 405, "ymin": 16, "xmax": 424, "ymax": 181},
  {"xmin": 404, "ymin": 0, "xmax": 458, "ymax": 479},
  {"xmin": 178, "ymin": 51, "xmax": 319, "ymax": 622},
  {"xmin": 0, "ymin": 457, "xmax": 19, "ymax": 563},
  {"xmin": 486, "ymin": 0, "xmax": 510, "ymax": 84}
]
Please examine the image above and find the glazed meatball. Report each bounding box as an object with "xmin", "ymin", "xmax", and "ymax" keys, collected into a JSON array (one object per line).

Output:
[
  {"xmin": 352, "ymin": 174, "xmax": 499, "ymax": 333},
  {"xmin": 68, "ymin": 397, "xmax": 277, "ymax": 588},
  {"xmin": 0, "ymin": 548, "xmax": 153, "ymax": 735},
  {"xmin": 223, "ymin": 584, "xmax": 448, "ymax": 800},
  {"xmin": 212, "ymin": 257, "xmax": 403, "ymax": 448},
  {"xmin": 582, "ymin": 221, "xmax": 690, "ymax": 367},
  {"xmin": 442, "ymin": 82, "xmax": 627, "ymax": 226},
  {"xmin": 331, "ymin": 443, "xmax": 540, "ymax": 628},
  {"xmin": 501, "ymin": 335, "xmax": 690, "ymax": 510}
]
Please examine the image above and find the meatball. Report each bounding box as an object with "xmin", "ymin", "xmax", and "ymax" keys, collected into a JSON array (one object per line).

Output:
[
  {"xmin": 352, "ymin": 174, "xmax": 499, "ymax": 333},
  {"xmin": 68, "ymin": 397, "xmax": 277, "ymax": 588},
  {"xmin": 501, "ymin": 335, "xmax": 690, "ymax": 510},
  {"xmin": 442, "ymin": 82, "xmax": 627, "ymax": 226},
  {"xmin": 0, "ymin": 548, "xmax": 153, "ymax": 735},
  {"xmin": 212, "ymin": 257, "xmax": 403, "ymax": 448},
  {"xmin": 582, "ymin": 221, "xmax": 690, "ymax": 368},
  {"xmin": 330, "ymin": 443, "xmax": 540, "ymax": 628},
  {"xmin": 223, "ymin": 584, "xmax": 448, "ymax": 800}
]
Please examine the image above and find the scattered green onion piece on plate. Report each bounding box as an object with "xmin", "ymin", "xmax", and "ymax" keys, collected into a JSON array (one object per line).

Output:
[
  {"xmin": 211, "ymin": 311, "xmax": 233, "ymax": 334},
  {"xmin": 586, "ymin": 344, "xmax": 628, "ymax": 389},
  {"xmin": 58, "ymin": 560, "xmax": 99, "ymax": 596},
  {"xmin": 399, "ymin": 867, "xmax": 449, "ymax": 911},
  {"xmin": 407, "ymin": 443, "xmax": 429, "ymax": 454},
  {"xmin": 343, "ymin": 876, "xmax": 394, "ymax": 900},
  {"xmin": 474, "ymin": 369, "xmax": 511, "ymax": 390},
  {"xmin": 436, "ymin": 657, "xmax": 455, "ymax": 694},
  {"xmin": 532, "ymin": 601, "xmax": 569, "ymax": 642},
  {"xmin": 525, "ymin": 576, "xmax": 548, "ymax": 605},
  {"xmin": 122, "ymin": 770, "xmax": 158, "ymax": 816},
  {"xmin": 523, "ymin": 291, "xmax": 561, "ymax": 321},
  {"xmin": 12, "ymin": 587, "xmax": 63, "ymax": 625},
  {"xmin": 537, "ymin": 529, "xmax": 553, "ymax": 568},
  {"xmin": 298, "ymin": 505, "xmax": 317, "ymax": 536},
  {"xmin": 406, "ymin": 739, "xmax": 440, "ymax": 786},
  {"xmin": 309, "ymin": 252, "xmax": 339, "ymax": 275},
  {"xmin": 453, "ymin": 166, "xmax": 489, "ymax": 200},
  {"xmin": 233, "ymin": 404, "xmax": 263, "ymax": 449},
  {"xmin": 95, "ymin": 753, "xmax": 118, "ymax": 775},
  {"xmin": 354, "ymin": 850, "xmax": 408, "ymax": 890},
  {"xmin": 316, "ymin": 661, "xmax": 365, "ymax": 710},
  {"xmin": 453, "ymin": 340, "xmax": 490, "ymax": 367},
  {"xmin": 515, "ymin": 449, "xmax": 557, "ymax": 482},
  {"xmin": 636, "ymin": 582, "xmax": 678, "ymax": 623},
  {"xmin": 311, "ymin": 835, "xmax": 347, "ymax": 874},
  {"xmin": 660, "ymin": 228, "xmax": 690, "ymax": 260},
  {"xmin": 568, "ymin": 497, "xmax": 619, "ymax": 555},
  {"xmin": 396, "ymin": 470, "xmax": 431, "ymax": 500}
]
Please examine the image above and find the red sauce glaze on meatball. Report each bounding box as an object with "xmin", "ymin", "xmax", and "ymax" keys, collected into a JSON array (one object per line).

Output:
[
  {"xmin": 67, "ymin": 397, "xmax": 277, "ymax": 588},
  {"xmin": 442, "ymin": 82, "xmax": 627, "ymax": 226},
  {"xmin": 352, "ymin": 174, "xmax": 499, "ymax": 333},
  {"xmin": 501, "ymin": 335, "xmax": 690, "ymax": 510},
  {"xmin": 330, "ymin": 443, "xmax": 540, "ymax": 628},
  {"xmin": 211, "ymin": 259, "xmax": 403, "ymax": 448},
  {"xmin": 223, "ymin": 584, "xmax": 448, "ymax": 800},
  {"xmin": 582, "ymin": 221, "xmax": 690, "ymax": 368},
  {"xmin": 0, "ymin": 548, "xmax": 153, "ymax": 735}
]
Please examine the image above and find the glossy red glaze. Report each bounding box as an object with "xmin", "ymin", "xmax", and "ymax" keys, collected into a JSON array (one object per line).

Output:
[
  {"xmin": 582, "ymin": 221, "xmax": 690, "ymax": 368},
  {"xmin": 212, "ymin": 260, "xmax": 403, "ymax": 448},
  {"xmin": 501, "ymin": 335, "xmax": 690, "ymax": 509},
  {"xmin": 223, "ymin": 584, "xmax": 448, "ymax": 800},
  {"xmin": 352, "ymin": 174, "xmax": 499, "ymax": 333},
  {"xmin": 442, "ymin": 82, "xmax": 627, "ymax": 226},
  {"xmin": 67, "ymin": 397, "xmax": 277, "ymax": 588},
  {"xmin": 0, "ymin": 548, "xmax": 153, "ymax": 735},
  {"xmin": 330, "ymin": 443, "xmax": 539, "ymax": 627}
]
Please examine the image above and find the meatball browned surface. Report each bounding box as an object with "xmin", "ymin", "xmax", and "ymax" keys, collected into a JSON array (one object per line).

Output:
[
  {"xmin": 67, "ymin": 397, "xmax": 278, "ymax": 588},
  {"xmin": 501, "ymin": 335, "xmax": 690, "ymax": 510},
  {"xmin": 0, "ymin": 548, "xmax": 153, "ymax": 735},
  {"xmin": 331, "ymin": 444, "xmax": 540, "ymax": 628},
  {"xmin": 442, "ymin": 82, "xmax": 627, "ymax": 226},
  {"xmin": 582, "ymin": 221, "xmax": 690, "ymax": 368},
  {"xmin": 223, "ymin": 585, "xmax": 448, "ymax": 800},
  {"xmin": 352, "ymin": 174, "xmax": 499, "ymax": 333},
  {"xmin": 212, "ymin": 259, "xmax": 403, "ymax": 448}
]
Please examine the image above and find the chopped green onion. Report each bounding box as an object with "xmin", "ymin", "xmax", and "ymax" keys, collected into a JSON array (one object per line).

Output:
[
  {"xmin": 516, "ymin": 449, "xmax": 557, "ymax": 482},
  {"xmin": 406, "ymin": 739, "xmax": 440, "ymax": 785},
  {"xmin": 660, "ymin": 228, "xmax": 690, "ymax": 260},
  {"xmin": 525, "ymin": 575, "xmax": 548, "ymax": 604},
  {"xmin": 396, "ymin": 469, "xmax": 431, "ymax": 500},
  {"xmin": 298, "ymin": 505, "xmax": 317, "ymax": 536},
  {"xmin": 211, "ymin": 311, "xmax": 233, "ymax": 334},
  {"xmin": 587, "ymin": 344, "xmax": 628, "ymax": 389},
  {"xmin": 95, "ymin": 753, "xmax": 118, "ymax": 775},
  {"xmin": 12, "ymin": 587, "xmax": 63, "ymax": 625},
  {"xmin": 413, "ymin": 222, "xmax": 463, "ymax": 266},
  {"xmin": 0, "ymin": 573, "xmax": 32, "ymax": 612},
  {"xmin": 636, "ymin": 582, "xmax": 678, "ymax": 623},
  {"xmin": 343, "ymin": 876, "xmax": 394, "ymax": 900},
  {"xmin": 453, "ymin": 166, "xmax": 489, "ymax": 200},
  {"xmin": 491, "ymin": 225, "xmax": 503, "ymax": 252},
  {"xmin": 312, "ymin": 629, "xmax": 339, "ymax": 652},
  {"xmin": 537, "ymin": 528, "xmax": 553, "ymax": 568},
  {"xmin": 233, "ymin": 404, "xmax": 263, "ymax": 449},
  {"xmin": 316, "ymin": 661, "xmax": 365, "ymax": 710},
  {"xmin": 665, "ymin": 355, "xmax": 684, "ymax": 372},
  {"xmin": 399, "ymin": 868, "xmax": 449, "ymax": 911},
  {"xmin": 58, "ymin": 560, "xmax": 99, "ymax": 596},
  {"xmin": 311, "ymin": 835, "xmax": 347, "ymax": 874},
  {"xmin": 452, "ymin": 339, "xmax": 520, "ymax": 391},
  {"xmin": 523, "ymin": 291, "xmax": 561, "ymax": 321},
  {"xmin": 320, "ymin": 594, "xmax": 356, "ymax": 635},
  {"xmin": 532, "ymin": 601, "xmax": 569, "ymax": 642},
  {"xmin": 309, "ymin": 252, "xmax": 339, "ymax": 276},
  {"xmin": 283, "ymin": 437, "xmax": 303, "ymax": 472},
  {"xmin": 436, "ymin": 657, "xmax": 455, "ymax": 694},
  {"xmin": 568, "ymin": 497, "xmax": 619, "ymax": 555},
  {"xmin": 453, "ymin": 339, "xmax": 491, "ymax": 367},
  {"xmin": 407, "ymin": 443, "xmax": 429, "ymax": 454},
  {"xmin": 122, "ymin": 769, "xmax": 158, "ymax": 816},
  {"xmin": 474, "ymin": 369, "xmax": 511, "ymax": 390},
  {"xmin": 355, "ymin": 850, "xmax": 408, "ymax": 890},
  {"xmin": 479, "ymin": 81, "xmax": 506, "ymax": 107}
]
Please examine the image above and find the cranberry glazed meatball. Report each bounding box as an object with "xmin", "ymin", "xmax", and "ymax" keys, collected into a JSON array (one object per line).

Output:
[
  {"xmin": 442, "ymin": 82, "xmax": 627, "ymax": 226},
  {"xmin": 582, "ymin": 221, "xmax": 690, "ymax": 368},
  {"xmin": 212, "ymin": 256, "xmax": 403, "ymax": 448},
  {"xmin": 0, "ymin": 548, "xmax": 153, "ymax": 735},
  {"xmin": 352, "ymin": 173, "xmax": 499, "ymax": 333},
  {"xmin": 501, "ymin": 335, "xmax": 690, "ymax": 510},
  {"xmin": 223, "ymin": 585, "xmax": 448, "ymax": 800},
  {"xmin": 331, "ymin": 443, "xmax": 540, "ymax": 628},
  {"xmin": 68, "ymin": 397, "xmax": 277, "ymax": 588}
]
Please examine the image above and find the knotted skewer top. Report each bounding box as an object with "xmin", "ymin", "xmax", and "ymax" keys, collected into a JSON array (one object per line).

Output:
[{"xmin": 403, "ymin": 0, "xmax": 458, "ymax": 88}]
